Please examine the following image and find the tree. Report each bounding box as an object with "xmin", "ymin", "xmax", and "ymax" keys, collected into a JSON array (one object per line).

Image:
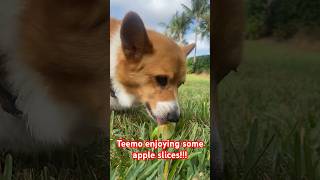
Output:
[
  {"xmin": 182, "ymin": 0, "xmax": 210, "ymax": 64},
  {"xmin": 245, "ymin": 0, "xmax": 320, "ymax": 40},
  {"xmin": 245, "ymin": 0, "xmax": 269, "ymax": 39},
  {"xmin": 160, "ymin": 12, "xmax": 191, "ymax": 44},
  {"xmin": 199, "ymin": 9, "xmax": 210, "ymax": 40}
]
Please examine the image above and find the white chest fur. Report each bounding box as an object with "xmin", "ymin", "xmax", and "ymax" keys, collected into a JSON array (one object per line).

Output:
[
  {"xmin": 109, "ymin": 27, "xmax": 136, "ymax": 110},
  {"xmin": 0, "ymin": 0, "xmax": 76, "ymax": 150}
]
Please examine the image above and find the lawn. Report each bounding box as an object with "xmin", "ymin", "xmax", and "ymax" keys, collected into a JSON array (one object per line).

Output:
[
  {"xmin": 0, "ymin": 75, "xmax": 210, "ymax": 180},
  {"xmin": 220, "ymin": 40, "xmax": 320, "ymax": 179},
  {"xmin": 4, "ymin": 39, "xmax": 318, "ymax": 179},
  {"xmin": 110, "ymin": 74, "xmax": 210, "ymax": 179},
  {"xmin": 0, "ymin": 140, "xmax": 108, "ymax": 179}
]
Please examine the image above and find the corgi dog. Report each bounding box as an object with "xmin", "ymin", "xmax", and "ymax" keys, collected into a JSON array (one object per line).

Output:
[
  {"xmin": 110, "ymin": 12, "xmax": 195, "ymax": 124},
  {"xmin": 0, "ymin": 0, "xmax": 108, "ymax": 150}
]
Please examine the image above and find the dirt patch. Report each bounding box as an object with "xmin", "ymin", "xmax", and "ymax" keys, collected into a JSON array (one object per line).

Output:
[
  {"xmin": 193, "ymin": 72, "xmax": 210, "ymax": 79},
  {"xmin": 256, "ymin": 36, "xmax": 320, "ymax": 53},
  {"xmin": 289, "ymin": 31, "xmax": 320, "ymax": 52}
]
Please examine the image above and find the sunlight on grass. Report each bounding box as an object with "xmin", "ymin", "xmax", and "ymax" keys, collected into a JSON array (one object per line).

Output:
[
  {"xmin": 220, "ymin": 40, "xmax": 320, "ymax": 179},
  {"xmin": 111, "ymin": 74, "xmax": 210, "ymax": 179}
]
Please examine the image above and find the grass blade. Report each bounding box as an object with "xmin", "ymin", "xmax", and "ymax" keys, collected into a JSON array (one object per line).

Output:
[{"xmin": 3, "ymin": 154, "xmax": 13, "ymax": 180}]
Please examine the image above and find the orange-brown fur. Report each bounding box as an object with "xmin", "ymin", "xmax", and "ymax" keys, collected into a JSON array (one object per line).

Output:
[
  {"xmin": 110, "ymin": 17, "xmax": 193, "ymax": 111},
  {"xmin": 19, "ymin": 0, "xmax": 108, "ymax": 139}
]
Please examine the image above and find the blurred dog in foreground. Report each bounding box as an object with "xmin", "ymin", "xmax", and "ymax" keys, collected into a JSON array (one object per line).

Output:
[
  {"xmin": 212, "ymin": 0, "xmax": 244, "ymax": 179},
  {"xmin": 0, "ymin": 0, "xmax": 108, "ymax": 151}
]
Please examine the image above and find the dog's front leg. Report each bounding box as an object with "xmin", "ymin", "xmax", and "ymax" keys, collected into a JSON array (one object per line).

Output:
[
  {"xmin": 212, "ymin": 79, "xmax": 224, "ymax": 178},
  {"xmin": 212, "ymin": 0, "xmax": 245, "ymax": 178}
]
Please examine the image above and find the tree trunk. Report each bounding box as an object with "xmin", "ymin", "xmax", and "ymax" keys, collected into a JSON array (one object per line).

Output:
[
  {"xmin": 179, "ymin": 33, "xmax": 183, "ymax": 44},
  {"xmin": 192, "ymin": 20, "xmax": 199, "ymax": 72}
]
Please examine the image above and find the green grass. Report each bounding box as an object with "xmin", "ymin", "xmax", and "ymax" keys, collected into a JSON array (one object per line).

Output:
[
  {"xmin": 110, "ymin": 74, "xmax": 210, "ymax": 179},
  {"xmin": 0, "ymin": 75, "xmax": 209, "ymax": 180},
  {"xmin": 0, "ymin": 141, "xmax": 108, "ymax": 180},
  {"xmin": 1, "ymin": 40, "xmax": 318, "ymax": 179},
  {"xmin": 220, "ymin": 40, "xmax": 320, "ymax": 179}
]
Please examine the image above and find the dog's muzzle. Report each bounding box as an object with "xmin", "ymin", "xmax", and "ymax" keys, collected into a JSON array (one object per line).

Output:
[{"xmin": 146, "ymin": 101, "xmax": 180, "ymax": 124}]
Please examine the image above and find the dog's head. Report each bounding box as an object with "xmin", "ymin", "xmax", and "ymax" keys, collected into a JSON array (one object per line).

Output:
[{"xmin": 114, "ymin": 12, "xmax": 195, "ymax": 124}]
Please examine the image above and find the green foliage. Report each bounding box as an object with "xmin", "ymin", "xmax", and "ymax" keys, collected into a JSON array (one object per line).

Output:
[
  {"xmin": 164, "ymin": 0, "xmax": 210, "ymax": 43},
  {"xmin": 245, "ymin": 0, "xmax": 268, "ymax": 39},
  {"xmin": 0, "ymin": 154, "xmax": 13, "ymax": 180},
  {"xmin": 298, "ymin": 0, "xmax": 320, "ymax": 26},
  {"xmin": 268, "ymin": 0, "xmax": 300, "ymax": 39},
  {"xmin": 246, "ymin": 0, "xmax": 320, "ymax": 40},
  {"xmin": 221, "ymin": 40, "xmax": 320, "ymax": 179},
  {"xmin": 111, "ymin": 74, "xmax": 210, "ymax": 179},
  {"xmin": 187, "ymin": 55, "xmax": 210, "ymax": 74},
  {"xmin": 246, "ymin": 16, "xmax": 267, "ymax": 39},
  {"xmin": 182, "ymin": 0, "xmax": 210, "ymax": 40},
  {"xmin": 160, "ymin": 12, "xmax": 191, "ymax": 44},
  {"xmin": 0, "ymin": 140, "xmax": 108, "ymax": 180}
]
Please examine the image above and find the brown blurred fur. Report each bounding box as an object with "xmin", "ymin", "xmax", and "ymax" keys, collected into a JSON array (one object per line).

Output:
[
  {"xmin": 19, "ymin": 0, "xmax": 108, "ymax": 140},
  {"xmin": 212, "ymin": 0, "xmax": 244, "ymax": 178}
]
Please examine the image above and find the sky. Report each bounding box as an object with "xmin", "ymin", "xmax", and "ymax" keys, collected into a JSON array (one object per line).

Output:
[{"xmin": 110, "ymin": 0, "xmax": 210, "ymax": 57}]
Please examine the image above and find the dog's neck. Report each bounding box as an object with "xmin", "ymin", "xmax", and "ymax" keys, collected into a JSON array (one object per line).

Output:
[{"xmin": 109, "ymin": 25, "xmax": 137, "ymax": 109}]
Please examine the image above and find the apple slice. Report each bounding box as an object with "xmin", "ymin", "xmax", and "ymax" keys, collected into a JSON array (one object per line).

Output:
[{"xmin": 152, "ymin": 122, "xmax": 176, "ymax": 139}]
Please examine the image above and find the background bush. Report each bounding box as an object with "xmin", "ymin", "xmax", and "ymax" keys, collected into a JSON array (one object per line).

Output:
[
  {"xmin": 187, "ymin": 55, "xmax": 210, "ymax": 74},
  {"xmin": 245, "ymin": 0, "xmax": 320, "ymax": 40},
  {"xmin": 245, "ymin": 0, "xmax": 268, "ymax": 39}
]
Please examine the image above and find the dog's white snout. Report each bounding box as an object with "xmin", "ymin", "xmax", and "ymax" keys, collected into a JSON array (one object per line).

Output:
[{"xmin": 153, "ymin": 101, "xmax": 180, "ymax": 122}]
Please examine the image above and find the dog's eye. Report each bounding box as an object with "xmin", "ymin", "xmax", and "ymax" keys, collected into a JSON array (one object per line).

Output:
[{"xmin": 155, "ymin": 76, "xmax": 168, "ymax": 87}]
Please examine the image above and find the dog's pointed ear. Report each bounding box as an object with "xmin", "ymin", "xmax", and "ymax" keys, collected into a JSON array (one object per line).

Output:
[
  {"xmin": 120, "ymin": 12, "xmax": 153, "ymax": 60},
  {"xmin": 181, "ymin": 43, "xmax": 195, "ymax": 56}
]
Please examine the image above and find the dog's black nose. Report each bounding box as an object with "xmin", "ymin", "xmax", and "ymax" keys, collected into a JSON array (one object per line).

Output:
[{"xmin": 167, "ymin": 112, "xmax": 179, "ymax": 122}]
